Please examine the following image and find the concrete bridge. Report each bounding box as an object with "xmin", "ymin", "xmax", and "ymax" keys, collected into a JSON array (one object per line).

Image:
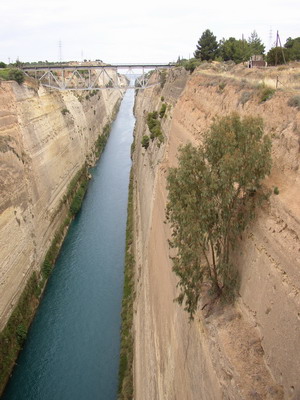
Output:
[{"xmin": 21, "ymin": 63, "xmax": 174, "ymax": 91}]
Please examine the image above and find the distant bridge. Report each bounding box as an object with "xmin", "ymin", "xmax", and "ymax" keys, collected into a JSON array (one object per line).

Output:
[{"xmin": 21, "ymin": 63, "xmax": 174, "ymax": 91}]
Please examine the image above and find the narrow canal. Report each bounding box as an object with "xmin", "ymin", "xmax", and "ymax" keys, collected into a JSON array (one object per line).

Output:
[{"xmin": 2, "ymin": 88, "xmax": 135, "ymax": 400}]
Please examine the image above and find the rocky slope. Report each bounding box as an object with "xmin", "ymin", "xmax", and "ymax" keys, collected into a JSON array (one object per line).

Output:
[
  {"xmin": 0, "ymin": 73, "xmax": 123, "ymax": 330},
  {"xmin": 132, "ymin": 64, "xmax": 300, "ymax": 399}
]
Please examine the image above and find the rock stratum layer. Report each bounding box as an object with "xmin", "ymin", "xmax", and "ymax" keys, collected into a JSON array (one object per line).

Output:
[
  {"xmin": 0, "ymin": 74, "xmax": 123, "ymax": 330},
  {"xmin": 132, "ymin": 64, "xmax": 300, "ymax": 399}
]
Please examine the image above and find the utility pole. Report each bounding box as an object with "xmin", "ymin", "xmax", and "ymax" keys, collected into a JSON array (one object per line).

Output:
[{"xmin": 275, "ymin": 30, "xmax": 286, "ymax": 66}]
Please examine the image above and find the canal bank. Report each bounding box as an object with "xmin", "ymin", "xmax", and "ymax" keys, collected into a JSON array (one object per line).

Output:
[{"xmin": 2, "ymin": 88, "xmax": 135, "ymax": 400}]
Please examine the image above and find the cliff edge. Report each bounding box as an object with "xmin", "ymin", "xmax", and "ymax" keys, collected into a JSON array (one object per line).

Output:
[
  {"xmin": 0, "ymin": 75, "xmax": 123, "ymax": 331},
  {"xmin": 132, "ymin": 63, "xmax": 300, "ymax": 399}
]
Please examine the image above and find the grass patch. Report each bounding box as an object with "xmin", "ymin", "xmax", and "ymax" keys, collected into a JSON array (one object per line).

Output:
[{"xmin": 118, "ymin": 169, "xmax": 135, "ymax": 400}]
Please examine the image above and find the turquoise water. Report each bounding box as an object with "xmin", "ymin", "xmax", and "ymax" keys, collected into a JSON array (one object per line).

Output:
[{"xmin": 2, "ymin": 89, "xmax": 135, "ymax": 400}]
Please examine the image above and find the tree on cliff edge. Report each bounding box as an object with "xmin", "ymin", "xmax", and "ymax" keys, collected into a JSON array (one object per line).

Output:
[
  {"xmin": 194, "ymin": 29, "xmax": 219, "ymax": 61},
  {"xmin": 166, "ymin": 114, "xmax": 271, "ymax": 319}
]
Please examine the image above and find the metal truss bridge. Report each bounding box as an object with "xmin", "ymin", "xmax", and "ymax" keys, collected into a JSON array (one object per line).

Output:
[{"xmin": 21, "ymin": 63, "xmax": 173, "ymax": 91}]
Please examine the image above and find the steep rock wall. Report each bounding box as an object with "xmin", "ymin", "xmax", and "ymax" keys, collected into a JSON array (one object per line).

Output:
[
  {"xmin": 0, "ymin": 76, "xmax": 123, "ymax": 330},
  {"xmin": 132, "ymin": 64, "xmax": 300, "ymax": 399}
]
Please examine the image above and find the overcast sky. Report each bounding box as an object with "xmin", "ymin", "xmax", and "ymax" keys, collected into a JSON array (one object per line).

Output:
[{"xmin": 0, "ymin": 0, "xmax": 299, "ymax": 64}]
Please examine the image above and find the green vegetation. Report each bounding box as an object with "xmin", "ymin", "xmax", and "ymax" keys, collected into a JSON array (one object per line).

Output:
[
  {"xmin": 192, "ymin": 29, "xmax": 266, "ymax": 64},
  {"xmin": 61, "ymin": 108, "xmax": 70, "ymax": 115},
  {"xmin": 0, "ymin": 272, "xmax": 40, "ymax": 394},
  {"xmin": 159, "ymin": 70, "xmax": 167, "ymax": 88},
  {"xmin": 248, "ymin": 30, "xmax": 265, "ymax": 55},
  {"xmin": 95, "ymin": 123, "xmax": 111, "ymax": 157},
  {"xmin": 118, "ymin": 169, "xmax": 135, "ymax": 400},
  {"xmin": 258, "ymin": 85, "xmax": 275, "ymax": 103},
  {"xmin": 219, "ymin": 37, "xmax": 250, "ymax": 63},
  {"xmin": 146, "ymin": 111, "xmax": 163, "ymax": 141},
  {"xmin": 141, "ymin": 135, "xmax": 150, "ymax": 149},
  {"xmin": 0, "ymin": 68, "xmax": 24, "ymax": 84},
  {"xmin": 194, "ymin": 29, "xmax": 219, "ymax": 61},
  {"xmin": 218, "ymin": 82, "xmax": 226, "ymax": 92},
  {"xmin": 284, "ymin": 37, "xmax": 300, "ymax": 61},
  {"xmin": 69, "ymin": 181, "xmax": 88, "ymax": 216},
  {"xmin": 0, "ymin": 62, "xmax": 6, "ymax": 68},
  {"xmin": 266, "ymin": 47, "xmax": 290, "ymax": 65},
  {"xmin": 177, "ymin": 58, "xmax": 202, "ymax": 73},
  {"xmin": 166, "ymin": 114, "xmax": 271, "ymax": 319},
  {"xmin": 159, "ymin": 103, "xmax": 167, "ymax": 118},
  {"xmin": 274, "ymin": 186, "xmax": 280, "ymax": 195},
  {"xmin": 266, "ymin": 35, "xmax": 300, "ymax": 65},
  {"xmin": 287, "ymin": 95, "xmax": 300, "ymax": 109}
]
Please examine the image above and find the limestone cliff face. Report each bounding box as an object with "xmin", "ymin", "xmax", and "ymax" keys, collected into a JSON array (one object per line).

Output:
[
  {"xmin": 0, "ymin": 76, "xmax": 123, "ymax": 329},
  {"xmin": 132, "ymin": 64, "xmax": 300, "ymax": 399}
]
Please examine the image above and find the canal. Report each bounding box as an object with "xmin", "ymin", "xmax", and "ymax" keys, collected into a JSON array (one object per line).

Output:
[{"xmin": 2, "ymin": 88, "xmax": 135, "ymax": 400}]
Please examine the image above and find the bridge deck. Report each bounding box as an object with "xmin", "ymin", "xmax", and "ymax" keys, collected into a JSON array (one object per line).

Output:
[{"xmin": 22, "ymin": 64, "xmax": 173, "ymax": 71}]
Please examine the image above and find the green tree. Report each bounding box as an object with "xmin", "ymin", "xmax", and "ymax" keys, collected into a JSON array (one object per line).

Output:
[
  {"xmin": 285, "ymin": 37, "xmax": 300, "ymax": 61},
  {"xmin": 194, "ymin": 29, "xmax": 219, "ymax": 61},
  {"xmin": 166, "ymin": 114, "xmax": 271, "ymax": 319},
  {"xmin": 267, "ymin": 47, "xmax": 290, "ymax": 65},
  {"xmin": 219, "ymin": 37, "xmax": 250, "ymax": 63},
  {"xmin": 0, "ymin": 61, "xmax": 6, "ymax": 68},
  {"xmin": 248, "ymin": 30, "xmax": 265, "ymax": 55}
]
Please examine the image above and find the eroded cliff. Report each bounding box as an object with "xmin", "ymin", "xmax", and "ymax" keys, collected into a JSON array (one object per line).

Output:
[
  {"xmin": 132, "ymin": 64, "xmax": 300, "ymax": 399},
  {"xmin": 0, "ymin": 74, "xmax": 123, "ymax": 331}
]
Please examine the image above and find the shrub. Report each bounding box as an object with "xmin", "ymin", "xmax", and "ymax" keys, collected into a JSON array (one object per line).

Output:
[
  {"xmin": 159, "ymin": 70, "xmax": 167, "ymax": 88},
  {"xmin": 16, "ymin": 324, "xmax": 27, "ymax": 346},
  {"xmin": 146, "ymin": 111, "xmax": 163, "ymax": 143},
  {"xmin": 259, "ymin": 86, "xmax": 275, "ymax": 103},
  {"xmin": 0, "ymin": 62, "xmax": 6, "ymax": 68},
  {"xmin": 8, "ymin": 68, "xmax": 24, "ymax": 84},
  {"xmin": 287, "ymin": 95, "xmax": 300, "ymax": 109},
  {"xmin": 61, "ymin": 108, "xmax": 70, "ymax": 115},
  {"xmin": 218, "ymin": 82, "xmax": 226, "ymax": 92},
  {"xmin": 179, "ymin": 58, "xmax": 201, "ymax": 73},
  {"xmin": 69, "ymin": 182, "xmax": 88, "ymax": 216},
  {"xmin": 159, "ymin": 103, "xmax": 167, "ymax": 118},
  {"xmin": 118, "ymin": 170, "xmax": 135, "ymax": 399},
  {"xmin": 274, "ymin": 186, "xmax": 280, "ymax": 195},
  {"xmin": 0, "ymin": 68, "xmax": 24, "ymax": 84},
  {"xmin": 141, "ymin": 135, "xmax": 150, "ymax": 149}
]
